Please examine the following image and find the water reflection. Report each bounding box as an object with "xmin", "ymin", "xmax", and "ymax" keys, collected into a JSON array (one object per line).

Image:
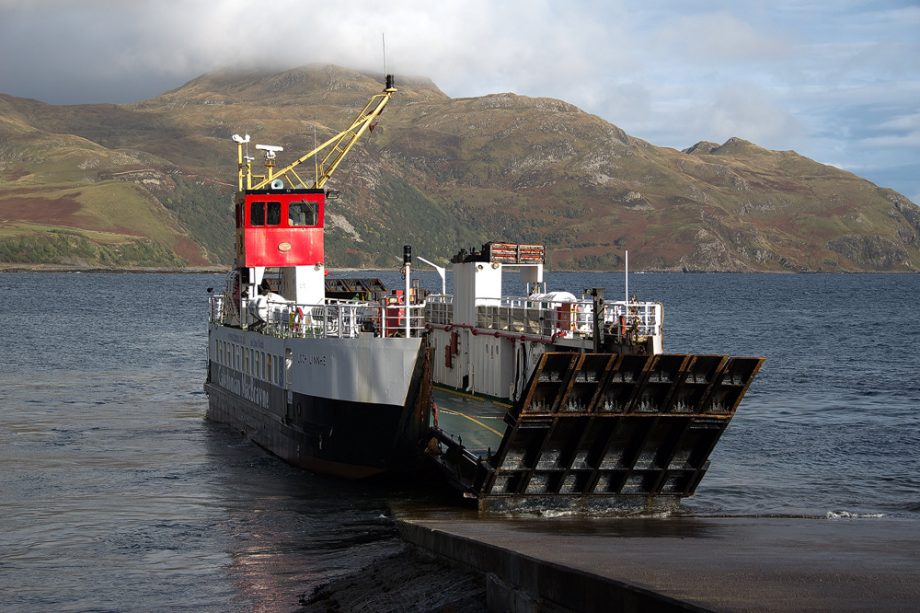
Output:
[{"xmin": 201, "ymin": 422, "xmax": 403, "ymax": 611}]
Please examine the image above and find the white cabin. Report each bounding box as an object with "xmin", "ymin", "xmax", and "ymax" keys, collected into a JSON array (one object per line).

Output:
[{"xmin": 424, "ymin": 242, "xmax": 664, "ymax": 401}]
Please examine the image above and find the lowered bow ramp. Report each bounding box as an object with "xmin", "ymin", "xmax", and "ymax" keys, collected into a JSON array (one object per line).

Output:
[{"xmin": 429, "ymin": 352, "xmax": 764, "ymax": 512}]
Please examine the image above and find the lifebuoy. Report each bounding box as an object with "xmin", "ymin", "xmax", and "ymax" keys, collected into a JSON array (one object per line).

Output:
[{"xmin": 290, "ymin": 306, "xmax": 305, "ymax": 334}]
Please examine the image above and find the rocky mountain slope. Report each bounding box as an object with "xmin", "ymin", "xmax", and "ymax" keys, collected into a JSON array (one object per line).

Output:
[{"xmin": 1, "ymin": 65, "xmax": 918, "ymax": 271}]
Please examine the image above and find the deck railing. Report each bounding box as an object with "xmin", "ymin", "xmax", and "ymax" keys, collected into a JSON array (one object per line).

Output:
[
  {"xmin": 211, "ymin": 292, "xmax": 660, "ymax": 341},
  {"xmin": 602, "ymin": 300, "xmax": 661, "ymax": 337},
  {"xmin": 209, "ymin": 294, "xmax": 225, "ymax": 323},
  {"xmin": 425, "ymin": 294, "xmax": 453, "ymax": 325},
  {"xmin": 472, "ymin": 297, "xmax": 661, "ymax": 338},
  {"xmin": 208, "ymin": 294, "xmax": 427, "ymax": 339}
]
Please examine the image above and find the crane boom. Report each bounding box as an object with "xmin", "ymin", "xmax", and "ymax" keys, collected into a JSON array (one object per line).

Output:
[{"xmin": 250, "ymin": 75, "xmax": 397, "ymax": 191}]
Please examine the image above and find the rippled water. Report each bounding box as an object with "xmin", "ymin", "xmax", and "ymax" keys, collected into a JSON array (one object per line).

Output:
[
  {"xmin": 1, "ymin": 271, "xmax": 918, "ymax": 610},
  {"xmin": 0, "ymin": 273, "xmax": 406, "ymax": 611}
]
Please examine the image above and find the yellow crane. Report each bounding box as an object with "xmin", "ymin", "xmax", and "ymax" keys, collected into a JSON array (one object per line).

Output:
[{"xmin": 237, "ymin": 75, "xmax": 397, "ymax": 191}]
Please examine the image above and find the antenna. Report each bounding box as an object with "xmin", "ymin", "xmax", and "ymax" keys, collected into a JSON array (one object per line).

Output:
[
  {"xmin": 313, "ymin": 125, "xmax": 318, "ymax": 185},
  {"xmin": 256, "ymin": 144, "xmax": 284, "ymax": 181},
  {"xmin": 382, "ymin": 32, "xmax": 387, "ymax": 76},
  {"xmin": 255, "ymin": 144, "xmax": 284, "ymax": 159},
  {"xmin": 232, "ymin": 134, "xmax": 253, "ymax": 190}
]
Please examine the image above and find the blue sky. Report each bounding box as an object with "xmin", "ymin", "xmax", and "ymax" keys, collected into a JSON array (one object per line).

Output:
[{"xmin": 1, "ymin": 0, "xmax": 917, "ymax": 203}]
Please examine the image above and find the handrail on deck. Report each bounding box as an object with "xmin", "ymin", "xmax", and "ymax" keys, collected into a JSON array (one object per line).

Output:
[
  {"xmin": 422, "ymin": 294, "xmax": 662, "ymax": 338},
  {"xmin": 210, "ymin": 292, "xmax": 661, "ymax": 340},
  {"xmin": 208, "ymin": 294, "xmax": 427, "ymax": 339}
]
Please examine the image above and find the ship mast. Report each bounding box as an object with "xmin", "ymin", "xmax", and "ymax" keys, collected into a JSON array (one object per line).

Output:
[
  {"xmin": 229, "ymin": 75, "xmax": 398, "ymax": 320},
  {"xmin": 235, "ymin": 75, "xmax": 397, "ymax": 192}
]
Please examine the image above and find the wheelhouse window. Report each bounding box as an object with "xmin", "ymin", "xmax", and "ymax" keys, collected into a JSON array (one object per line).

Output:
[
  {"xmin": 288, "ymin": 201, "xmax": 318, "ymax": 226},
  {"xmin": 251, "ymin": 202, "xmax": 265, "ymax": 226},
  {"xmin": 267, "ymin": 202, "xmax": 281, "ymax": 226}
]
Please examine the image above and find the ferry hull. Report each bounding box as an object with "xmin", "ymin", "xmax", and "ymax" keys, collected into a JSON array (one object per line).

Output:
[
  {"xmin": 206, "ymin": 382, "xmax": 415, "ymax": 478},
  {"xmin": 205, "ymin": 326, "xmax": 432, "ymax": 478}
]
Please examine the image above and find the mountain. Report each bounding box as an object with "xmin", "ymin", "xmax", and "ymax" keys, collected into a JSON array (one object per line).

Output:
[{"xmin": 1, "ymin": 64, "xmax": 918, "ymax": 271}]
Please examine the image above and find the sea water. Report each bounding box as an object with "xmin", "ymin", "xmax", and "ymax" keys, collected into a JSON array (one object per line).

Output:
[{"xmin": 0, "ymin": 271, "xmax": 917, "ymax": 610}]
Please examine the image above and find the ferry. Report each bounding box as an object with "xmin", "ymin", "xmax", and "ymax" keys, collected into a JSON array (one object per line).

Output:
[{"xmin": 205, "ymin": 75, "xmax": 763, "ymax": 511}]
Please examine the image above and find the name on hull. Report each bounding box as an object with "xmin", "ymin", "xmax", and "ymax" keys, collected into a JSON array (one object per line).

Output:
[
  {"xmin": 297, "ymin": 353, "xmax": 328, "ymax": 367},
  {"xmin": 216, "ymin": 365, "xmax": 271, "ymax": 410}
]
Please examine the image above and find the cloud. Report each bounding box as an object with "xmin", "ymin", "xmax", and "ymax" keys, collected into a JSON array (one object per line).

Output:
[
  {"xmin": 0, "ymin": 0, "xmax": 635, "ymax": 103},
  {"xmin": 0, "ymin": 0, "xmax": 918, "ymax": 203},
  {"xmin": 604, "ymin": 80, "xmax": 805, "ymax": 153},
  {"xmin": 649, "ymin": 11, "xmax": 793, "ymax": 64},
  {"xmin": 861, "ymin": 132, "xmax": 920, "ymax": 148},
  {"xmin": 706, "ymin": 86, "xmax": 805, "ymax": 146},
  {"xmin": 877, "ymin": 113, "xmax": 920, "ymax": 131}
]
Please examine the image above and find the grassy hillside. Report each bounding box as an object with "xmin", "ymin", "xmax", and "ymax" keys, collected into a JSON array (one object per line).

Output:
[
  {"xmin": 1, "ymin": 66, "xmax": 918, "ymax": 271},
  {"xmin": 0, "ymin": 180, "xmax": 209, "ymax": 268}
]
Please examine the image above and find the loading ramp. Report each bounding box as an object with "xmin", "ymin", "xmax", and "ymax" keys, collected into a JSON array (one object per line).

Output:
[{"xmin": 427, "ymin": 352, "xmax": 764, "ymax": 512}]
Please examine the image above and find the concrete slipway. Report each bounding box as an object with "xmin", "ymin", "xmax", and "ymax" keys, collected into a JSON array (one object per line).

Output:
[{"xmin": 397, "ymin": 514, "xmax": 920, "ymax": 612}]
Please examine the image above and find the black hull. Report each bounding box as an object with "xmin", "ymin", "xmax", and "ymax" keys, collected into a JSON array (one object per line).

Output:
[{"xmin": 204, "ymin": 344, "xmax": 432, "ymax": 479}]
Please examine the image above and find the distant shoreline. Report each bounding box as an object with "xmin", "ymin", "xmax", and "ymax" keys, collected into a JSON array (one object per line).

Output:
[
  {"xmin": 1, "ymin": 264, "xmax": 915, "ymax": 274},
  {"xmin": 0, "ymin": 264, "xmax": 375, "ymax": 274},
  {"xmin": 0, "ymin": 264, "xmax": 227, "ymax": 274}
]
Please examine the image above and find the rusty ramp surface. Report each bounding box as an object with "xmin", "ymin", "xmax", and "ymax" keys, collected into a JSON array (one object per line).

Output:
[{"xmin": 428, "ymin": 352, "xmax": 763, "ymax": 512}]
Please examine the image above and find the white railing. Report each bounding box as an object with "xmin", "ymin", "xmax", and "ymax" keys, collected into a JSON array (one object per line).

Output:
[
  {"xmin": 602, "ymin": 300, "xmax": 661, "ymax": 338},
  {"xmin": 472, "ymin": 296, "xmax": 661, "ymax": 339},
  {"xmin": 208, "ymin": 294, "xmax": 427, "ymax": 339},
  {"xmin": 209, "ymin": 294, "xmax": 225, "ymax": 323},
  {"xmin": 210, "ymin": 291, "xmax": 662, "ymax": 341},
  {"xmin": 424, "ymin": 294, "xmax": 453, "ymax": 325}
]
